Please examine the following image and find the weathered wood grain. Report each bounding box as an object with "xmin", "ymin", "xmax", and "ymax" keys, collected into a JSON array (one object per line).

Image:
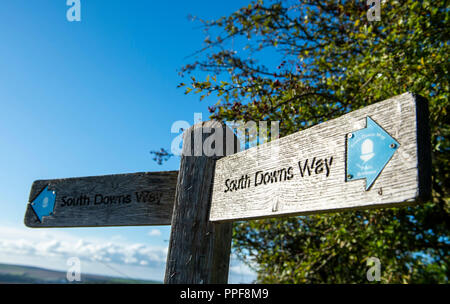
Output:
[
  {"xmin": 164, "ymin": 121, "xmax": 239, "ymax": 284},
  {"xmin": 24, "ymin": 171, "xmax": 178, "ymax": 227},
  {"xmin": 210, "ymin": 92, "xmax": 431, "ymax": 222}
]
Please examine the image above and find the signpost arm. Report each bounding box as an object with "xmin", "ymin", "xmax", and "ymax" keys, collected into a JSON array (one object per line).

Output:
[{"xmin": 164, "ymin": 121, "xmax": 239, "ymax": 284}]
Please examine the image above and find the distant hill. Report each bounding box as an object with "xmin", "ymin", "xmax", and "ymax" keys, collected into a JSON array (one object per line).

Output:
[{"xmin": 0, "ymin": 263, "xmax": 161, "ymax": 284}]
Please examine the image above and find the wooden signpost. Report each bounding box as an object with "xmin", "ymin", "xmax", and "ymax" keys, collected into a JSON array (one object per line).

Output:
[
  {"xmin": 24, "ymin": 171, "xmax": 178, "ymax": 227},
  {"xmin": 209, "ymin": 92, "xmax": 431, "ymax": 222},
  {"xmin": 24, "ymin": 92, "xmax": 431, "ymax": 284}
]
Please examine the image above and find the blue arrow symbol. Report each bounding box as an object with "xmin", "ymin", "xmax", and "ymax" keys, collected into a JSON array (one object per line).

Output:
[
  {"xmin": 346, "ymin": 116, "xmax": 400, "ymax": 190},
  {"xmin": 30, "ymin": 185, "xmax": 56, "ymax": 222}
]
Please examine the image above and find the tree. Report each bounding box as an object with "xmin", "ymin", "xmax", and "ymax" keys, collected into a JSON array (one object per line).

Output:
[{"xmin": 176, "ymin": 0, "xmax": 449, "ymax": 283}]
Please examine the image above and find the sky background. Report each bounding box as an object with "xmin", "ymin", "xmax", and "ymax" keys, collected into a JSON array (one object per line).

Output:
[{"xmin": 0, "ymin": 0, "xmax": 256, "ymax": 283}]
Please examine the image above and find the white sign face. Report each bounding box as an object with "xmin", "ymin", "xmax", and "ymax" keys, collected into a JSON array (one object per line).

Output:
[{"xmin": 209, "ymin": 93, "xmax": 431, "ymax": 222}]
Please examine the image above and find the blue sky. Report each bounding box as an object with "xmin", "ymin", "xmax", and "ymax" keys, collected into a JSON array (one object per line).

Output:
[{"xmin": 0, "ymin": 0, "xmax": 255, "ymax": 283}]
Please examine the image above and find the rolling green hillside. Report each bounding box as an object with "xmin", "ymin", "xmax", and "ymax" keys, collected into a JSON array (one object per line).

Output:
[{"xmin": 0, "ymin": 263, "xmax": 160, "ymax": 284}]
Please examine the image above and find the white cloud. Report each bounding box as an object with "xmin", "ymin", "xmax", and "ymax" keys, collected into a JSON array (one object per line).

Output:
[
  {"xmin": 228, "ymin": 253, "xmax": 257, "ymax": 283},
  {"xmin": 229, "ymin": 264, "xmax": 256, "ymax": 277},
  {"xmin": 0, "ymin": 226, "xmax": 167, "ymax": 268},
  {"xmin": 148, "ymin": 229, "xmax": 161, "ymax": 237},
  {"xmin": 0, "ymin": 226, "xmax": 256, "ymax": 283}
]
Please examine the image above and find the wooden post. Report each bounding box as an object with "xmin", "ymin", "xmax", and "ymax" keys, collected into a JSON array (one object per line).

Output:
[{"xmin": 164, "ymin": 121, "xmax": 239, "ymax": 284}]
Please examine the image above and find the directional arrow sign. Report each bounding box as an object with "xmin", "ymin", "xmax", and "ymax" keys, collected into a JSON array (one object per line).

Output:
[
  {"xmin": 209, "ymin": 92, "xmax": 431, "ymax": 222},
  {"xmin": 346, "ymin": 116, "xmax": 400, "ymax": 190},
  {"xmin": 30, "ymin": 185, "xmax": 56, "ymax": 222},
  {"xmin": 24, "ymin": 171, "xmax": 178, "ymax": 228}
]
